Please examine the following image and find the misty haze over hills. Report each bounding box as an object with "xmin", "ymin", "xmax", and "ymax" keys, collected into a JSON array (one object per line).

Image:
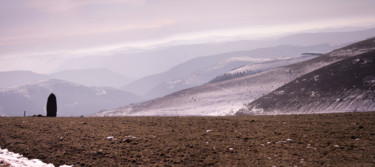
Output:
[
  {"xmin": 96, "ymin": 37, "xmax": 375, "ymax": 116},
  {"xmin": 56, "ymin": 28, "xmax": 375, "ymax": 78},
  {"xmin": 50, "ymin": 68, "xmax": 133, "ymax": 88},
  {"xmin": 0, "ymin": 79, "xmax": 142, "ymax": 117},
  {"xmin": 1, "ymin": 28, "xmax": 375, "ymax": 117},
  {"xmin": 123, "ymin": 44, "xmax": 334, "ymax": 99},
  {"xmin": 0, "ymin": 68, "xmax": 132, "ymax": 89}
]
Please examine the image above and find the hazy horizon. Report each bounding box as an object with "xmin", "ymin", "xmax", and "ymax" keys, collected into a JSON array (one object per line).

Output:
[{"xmin": 1, "ymin": 0, "xmax": 375, "ymax": 77}]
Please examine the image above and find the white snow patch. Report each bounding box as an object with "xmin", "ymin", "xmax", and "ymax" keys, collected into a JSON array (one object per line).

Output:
[
  {"xmin": 125, "ymin": 135, "xmax": 137, "ymax": 139},
  {"xmin": 274, "ymin": 90, "xmax": 285, "ymax": 95},
  {"xmin": 311, "ymin": 91, "xmax": 318, "ymax": 97},
  {"xmin": 168, "ymin": 80, "xmax": 182, "ymax": 84},
  {"xmin": 0, "ymin": 148, "xmax": 72, "ymax": 167},
  {"xmin": 227, "ymin": 56, "xmax": 315, "ymax": 75},
  {"xmin": 96, "ymin": 89, "xmax": 107, "ymax": 96},
  {"xmin": 106, "ymin": 136, "xmax": 115, "ymax": 140},
  {"xmin": 313, "ymin": 75, "xmax": 319, "ymax": 82}
]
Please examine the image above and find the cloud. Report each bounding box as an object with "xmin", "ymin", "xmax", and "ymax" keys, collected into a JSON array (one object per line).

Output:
[
  {"xmin": 1, "ymin": 0, "xmax": 375, "ymax": 74},
  {"xmin": 0, "ymin": 18, "xmax": 176, "ymax": 48},
  {"xmin": 24, "ymin": 0, "xmax": 146, "ymax": 13}
]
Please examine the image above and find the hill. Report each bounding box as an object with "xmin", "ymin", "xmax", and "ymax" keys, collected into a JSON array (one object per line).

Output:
[
  {"xmin": 0, "ymin": 71, "xmax": 48, "ymax": 89},
  {"xmin": 236, "ymin": 49, "xmax": 375, "ymax": 115},
  {"xmin": 123, "ymin": 44, "xmax": 332, "ymax": 99},
  {"xmin": 57, "ymin": 28, "xmax": 375, "ymax": 78},
  {"xmin": 209, "ymin": 55, "xmax": 319, "ymax": 83},
  {"xmin": 96, "ymin": 37, "xmax": 375, "ymax": 116},
  {"xmin": 50, "ymin": 68, "xmax": 133, "ymax": 88},
  {"xmin": 0, "ymin": 79, "xmax": 142, "ymax": 116}
]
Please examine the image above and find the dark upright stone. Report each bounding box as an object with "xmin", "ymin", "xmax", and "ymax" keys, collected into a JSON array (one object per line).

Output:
[{"xmin": 46, "ymin": 93, "xmax": 57, "ymax": 117}]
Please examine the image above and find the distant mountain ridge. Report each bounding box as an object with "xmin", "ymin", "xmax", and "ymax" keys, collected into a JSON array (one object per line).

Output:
[
  {"xmin": 58, "ymin": 28, "xmax": 375, "ymax": 78},
  {"xmin": 0, "ymin": 71, "xmax": 48, "ymax": 88},
  {"xmin": 123, "ymin": 44, "xmax": 334, "ymax": 99},
  {"xmin": 0, "ymin": 68, "xmax": 132, "ymax": 89},
  {"xmin": 50, "ymin": 68, "xmax": 133, "ymax": 88},
  {"xmin": 0, "ymin": 79, "xmax": 142, "ymax": 117}
]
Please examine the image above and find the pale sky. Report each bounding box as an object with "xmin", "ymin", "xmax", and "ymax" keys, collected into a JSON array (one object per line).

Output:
[{"xmin": 1, "ymin": 0, "xmax": 375, "ymax": 73}]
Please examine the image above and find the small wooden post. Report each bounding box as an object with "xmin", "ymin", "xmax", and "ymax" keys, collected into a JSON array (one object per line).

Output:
[{"xmin": 24, "ymin": 111, "xmax": 26, "ymax": 117}]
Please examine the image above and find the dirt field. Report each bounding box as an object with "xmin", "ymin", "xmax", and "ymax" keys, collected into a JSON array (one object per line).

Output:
[{"xmin": 1, "ymin": 112, "xmax": 375, "ymax": 166}]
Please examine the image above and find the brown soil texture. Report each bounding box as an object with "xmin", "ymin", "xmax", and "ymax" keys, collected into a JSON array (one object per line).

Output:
[{"xmin": 1, "ymin": 112, "xmax": 375, "ymax": 166}]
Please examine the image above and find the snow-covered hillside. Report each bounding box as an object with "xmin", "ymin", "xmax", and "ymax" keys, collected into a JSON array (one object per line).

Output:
[
  {"xmin": 210, "ymin": 55, "xmax": 318, "ymax": 83},
  {"xmin": 0, "ymin": 79, "xmax": 142, "ymax": 117},
  {"xmin": 124, "ymin": 44, "xmax": 334, "ymax": 99},
  {"xmin": 237, "ymin": 44, "xmax": 375, "ymax": 115},
  {"xmin": 96, "ymin": 37, "xmax": 375, "ymax": 116}
]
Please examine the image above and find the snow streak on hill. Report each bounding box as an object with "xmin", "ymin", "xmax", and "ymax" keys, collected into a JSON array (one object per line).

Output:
[{"xmin": 210, "ymin": 55, "xmax": 318, "ymax": 83}]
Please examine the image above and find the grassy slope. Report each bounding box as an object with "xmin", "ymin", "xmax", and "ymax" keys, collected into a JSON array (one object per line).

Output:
[{"xmin": 0, "ymin": 112, "xmax": 374, "ymax": 166}]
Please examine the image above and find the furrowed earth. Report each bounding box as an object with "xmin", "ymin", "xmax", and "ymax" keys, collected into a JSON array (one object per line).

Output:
[{"xmin": 0, "ymin": 112, "xmax": 374, "ymax": 166}]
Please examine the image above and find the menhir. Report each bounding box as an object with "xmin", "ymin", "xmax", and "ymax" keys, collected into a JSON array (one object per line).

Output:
[{"xmin": 46, "ymin": 93, "xmax": 57, "ymax": 117}]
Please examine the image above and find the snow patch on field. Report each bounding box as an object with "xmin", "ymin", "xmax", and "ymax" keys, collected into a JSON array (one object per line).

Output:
[{"xmin": 0, "ymin": 148, "xmax": 71, "ymax": 167}]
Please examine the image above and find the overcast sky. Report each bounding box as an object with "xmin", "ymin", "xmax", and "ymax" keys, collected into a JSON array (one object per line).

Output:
[{"xmin": 1, "ymin": 0, "xmax": 375, "ymax": 73}]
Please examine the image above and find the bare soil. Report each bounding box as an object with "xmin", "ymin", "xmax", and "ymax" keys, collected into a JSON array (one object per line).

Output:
[{"xmin": 1, "ymin": 112, "xmax": 375, "ymax": 166}]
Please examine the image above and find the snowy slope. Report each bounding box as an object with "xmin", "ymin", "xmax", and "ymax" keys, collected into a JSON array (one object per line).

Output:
[
  {"xmin": 237, "ymin": 47, "xmax": 375, "ymax": 115},
  {"xmin": 0, "ymin": 79, "xmax": 142, "ymax": 117},
  {"xmin": 124, "ymin": 44, "xmax": 333, "ymax": 99},
  {"xmin": 96, "ymin": 37, "xmax": 375, "ymax": 116},
  {"xmin": 210, "ymin": 55, "xmax": 319, "ymax": 83}
]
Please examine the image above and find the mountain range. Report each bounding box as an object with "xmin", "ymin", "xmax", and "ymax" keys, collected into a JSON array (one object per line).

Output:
[
  {"xmin": 57, "ymin": 28, "xmax": 375, "ymax": 78},
  {"xmin": 122, "ymin": 44, "xmax": 334, "ymax": 99},
  {"xmin": 2, "ymin": 29, "xmax": 375, "ymax": 117},
  {"xmin": 0, "ymin": 68, "xmax": 132, "ymax": 89},
  {"xmin": 0, "ymin": 79, "xmax": 142, "ymax": 117},
  {"xmin": 96, "ymin": 37, "xmax": 375, "ymax": 116}
]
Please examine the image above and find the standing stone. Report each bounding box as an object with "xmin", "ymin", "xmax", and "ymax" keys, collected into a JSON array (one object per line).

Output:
[{"xmin": 46, "ymin": 93, "xmax": 57, "ymax": 117}]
